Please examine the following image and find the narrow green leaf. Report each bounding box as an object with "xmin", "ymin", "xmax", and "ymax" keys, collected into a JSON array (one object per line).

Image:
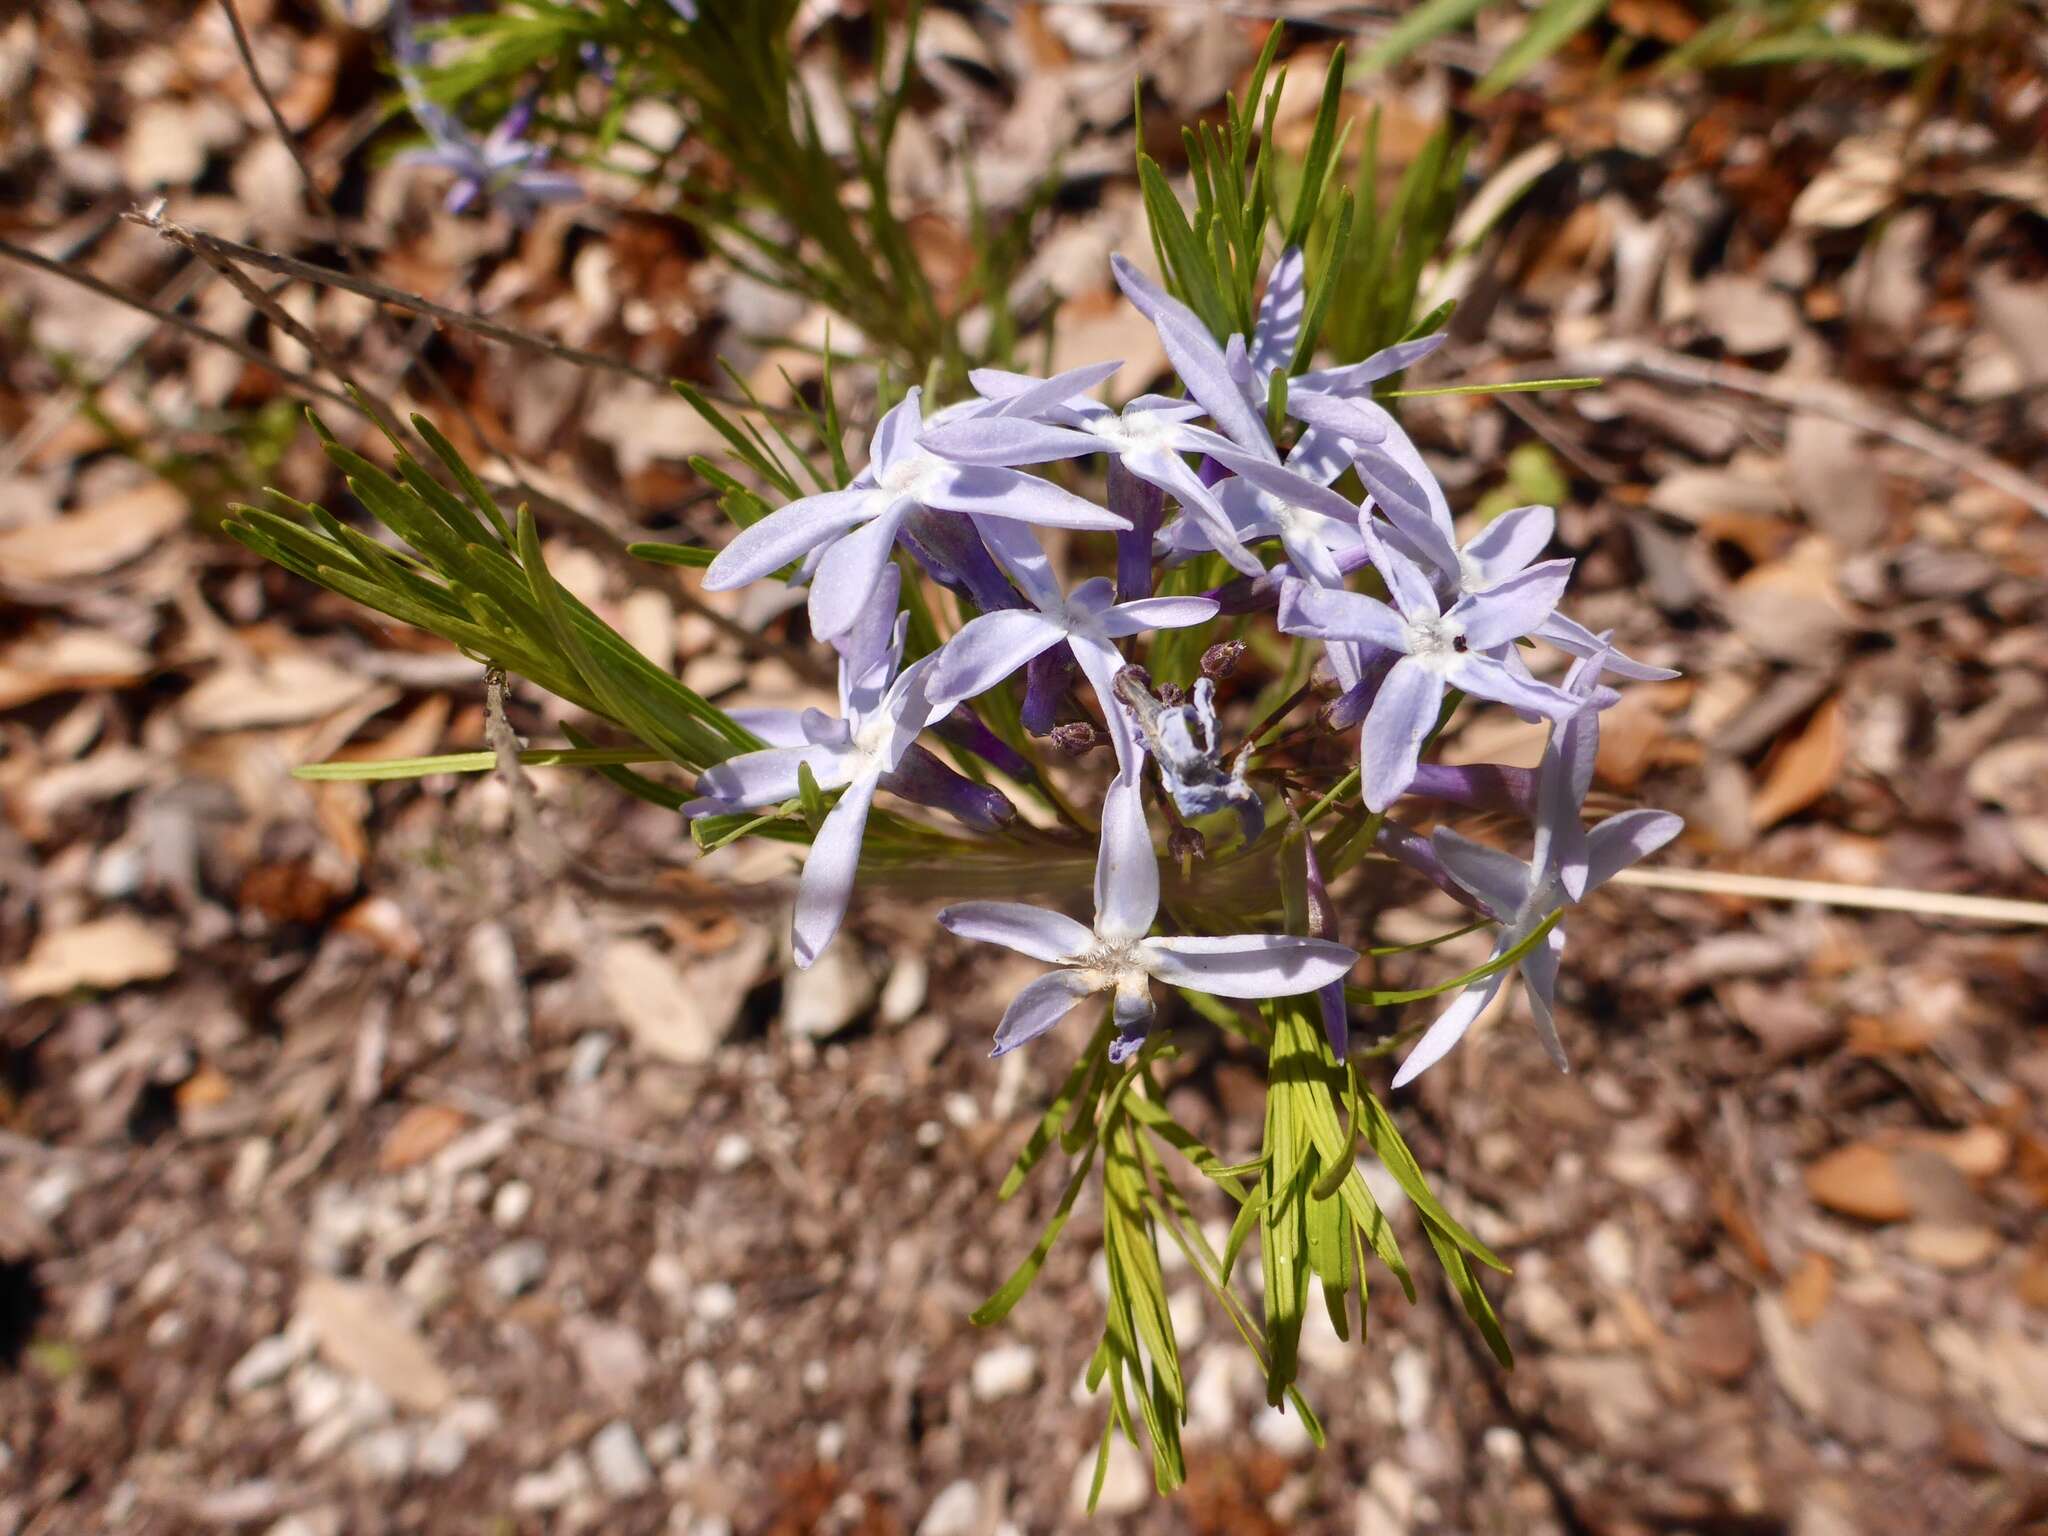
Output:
[
  {"xmin": 562, "ymin": 723, "xmax": 688, "ymax": 811},
  {"xmin": 1358, "ymin": 0, "xmax": 1492, "ymax": 71},
  {"xmin": 1290, "ymin": 189, "xmax": 1353, "ymax": 375},
  {"xmin": 1346, "ymin": 908, "xmax": 1562, "ymax": 1006},
  {"xmin": 1380, "ymin": 376, "xmax": 1602, "ymax": 400},
  {"xmin": 998, "ymin": 1022, "xmax": 1110, "ymax": 1199},
  {"xmin": 1136, "ymin": 153, "xmax": 1233, "ymax": 340},
  {"xmin": 292, "ymin": 746, "xmax": 660, "ymax": 782},
  {"xmin": 626, "ymin": 541, "xmax": 716, "ymax": 569},
  {"xmin": 1430, "ymin": 1223, "xmax": 1514, "ymax": 1367},
  {"xmin": 1357, "ymin": 1090, "xmax": 1508, "ymax": 1272},
  {"xmin": 1285, "ymin": 43, "xmax": 1347, "ymax": 247},
  {"xmin": 672, "ymin": 382, "xmax": 799, "ymax": 499},
  {"xmin": 973, "ymin": 1141, "xmax": 1099, "ymax": 1326},
  {"xmin": 1475, "ymin": 0, "xmax": 1609, "ymax": 97},
  {"xmin": 410, "ymin": 415, "xmax": 513, "ymax": 544}
]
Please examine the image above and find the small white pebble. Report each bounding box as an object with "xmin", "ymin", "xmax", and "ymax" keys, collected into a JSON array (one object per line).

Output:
[
  {"xmin": 589, "ymin": 1420, "xmax": 654, "ymax": 1499},
  {"xmin": 971, "ymin": 1343, "xmax": 1039, "ymax": 1402},
  {"xmin": 483, "ymin": 1239, "xmax": 548, "ymax": 1299},
  {"xmin": 692, "ymin": 1282, "xmax": 738, "ymax": 1325},
  {"xmin": 566, "ymin": 1032, "xmax": 613, "ymax": 1084},
  {"xmin": 645, "ymin": 1421, "xmax": 687, "ymax": 1463},
  {"xmin": 491, "ymin": 1181, "xmax": 534, "ymax": 1229},
  {"xmin": 1253, "ymin": 1401, "xmax": 1315, "ymax": 1458}
]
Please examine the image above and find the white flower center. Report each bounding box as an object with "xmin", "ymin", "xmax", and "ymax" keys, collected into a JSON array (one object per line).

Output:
[
  {"xmin": 1403, "ymin": 613, "xmax": 1466, "ymax": 667},
  {"xmin": 876, "ymin": 453, "xmax": 936, "ymax": 499},
  {"xmin": 1072, "ymin": 937, "xmax": 1150, "ymax": 993},
  {"xmin": 850, "ymin": 713, "xmax": 894, "ymax": 762},
  {"xmin": 1272, "ymin": 502, "xmax": 1319, "ymax": 538},
  {"xmin": 1088, "ymin": 408, "xmax": 1179, "ymax": 456}
]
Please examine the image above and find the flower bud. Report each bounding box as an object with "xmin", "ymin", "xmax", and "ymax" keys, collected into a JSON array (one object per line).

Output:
[
  {"xmin": 1320, "ymin": 681, "xmax": 1371, "ymax": 733},
  {"xmin": 1049, "ymin": 721, "xmax": 1101, "ymax": 757},
  {"xmin": 1199, "ymin": 640, "xmax": 1245, "ymax": 680}
]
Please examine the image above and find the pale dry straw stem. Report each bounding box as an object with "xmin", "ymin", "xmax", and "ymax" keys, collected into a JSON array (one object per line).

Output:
[{"xmin": 1613, "ymin": 866, "xmax": 2048, "ymax": 927}]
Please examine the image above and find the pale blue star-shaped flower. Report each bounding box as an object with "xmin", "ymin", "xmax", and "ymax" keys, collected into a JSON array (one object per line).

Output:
[
  {"xmin": 685, "ymin": 566, "xmax": 942, "ymax": 967},
  {"xmin": 390, "ymin": 10, "xmax": 578, "ymax": 224},
  {"xmin": 702, "ymin": 386, "xmax": 1128, "ymax": 642},
  {"xmin": 1387, "ymin": 643, "xmax": 1682, "ymax": 1084},
  {"xmin": 925, "ymin": 519, "xmax": 1217, "ymax": 776},
  {"xmin": 939, "ymin": 776, "xmax": 1357, "ymax": 1063},
  {"xmin": 1278, "ymin": 524, "xmax": 1583, "ymax": 810},
  {"xmin": 1393, "ymin": 781, "xmax": 1681, "ymax": 1092},
  {"xmin": 1279, "ymin": 391, "xmax": 1674, "ymax": 682},
  {"xmin": 919, "ymin": 364, "xmax": 1267, "ymax": 579}
]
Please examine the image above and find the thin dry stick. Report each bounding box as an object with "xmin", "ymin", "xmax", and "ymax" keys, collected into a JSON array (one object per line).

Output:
[
  {"xmin": 1564, "ymin": 339, "xmax": 2048, "ymax": 518},
  {"xmin": 1613, "ymin": 866, "xmax": 2048, "ymax": 927},
  {"xmin": 215, "ymin": 0, "xmax": 356, "ymax": 256},
  {"xmin": 132, "ymin": 219, "xmax": 792, "ymax": 416},
  {"xmin": 0, "ymin": 235, "xmax": 358, "ymax": 414},
  {"xmin": 407, "ymin": 1076, "xmax": 689, "ymax": 1170},
  {"xmin": 215, "ymin": 0, "xmax": 620, "ymax": 560},
  {"xmin": 484, "ymin": 665, "xmax": 569, "ymax": 882},
  {"xmin": 124, "ymin": 217, "xmax": 816, "ymax": 678},
  {"xmin": 137, "ymin": 209, "xmax": 412, "ymax": 444},
  {"xmin": 215, "ymin": 0, "xmax": 489, "ymax": 437},
  {"xmin": 0, "ymin": 256, "xmax": 214, "ymax": 477}
]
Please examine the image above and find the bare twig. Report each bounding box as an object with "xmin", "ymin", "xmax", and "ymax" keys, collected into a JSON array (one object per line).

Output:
[
  {"xmin": 406, "ymin": 1076, "xmax": 691, "ymax": 1170},
  {"xmin": 214, "ymin": 0, "xmax": 637, "ymax": 574},
  {"xmin": 138, "ymin": 209, "xmax": 412, "ymax": 443},
  {"xmin": 0, "ymin": 234, "xmax": 357, "ymax": 414},
  {"xmin": 484, "ymin": 666, "xmax": 569, "ymax": 882},
  {"xmin": 107, "ymin": 211, "xmax": 823, "ymax": 681},
  {"xmin": 215, "ymin": 0, "xmax": 354, "ymax": 254},
  {"xmin": 0, "ymin": 257, "xmax": 214, "ymax": 477},
  {"xmin": 1613, "ymin": 866, "xmax": 2048, "ymax": 927},
  {"xmin": 1562, "ymin": 339, "xmax": 2048, "ymax": 518},
  {"xmin": 120, "ymin": 217, "xmax": 792, "ymax": 416}
]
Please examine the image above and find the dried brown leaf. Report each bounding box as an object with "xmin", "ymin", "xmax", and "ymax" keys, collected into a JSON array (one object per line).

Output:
[
  {"xmin": 1782, "ymin": 1251, "xmax": 1835, "ymax": 1326},
  {"xmin": 0, "ymin": 481, "xmax": 185, "ymax": 582},
  {"xmin": 1805, "ymin": 1143, "xmax": 1909, "ymax": 1222},
  {"xmin": 377, "ymin": 1103, "xmax": 472, "ymax": 1173},
  {"xmin": 297, "ymin": 1275, "xmax": 454, "ymax": 1413},
  {"xmin": 4, "ymin": 913, "xmax": 178, "ymax": 1001},
  {"xmin": 1750, "ymin": 696, "xmax": 1847, "ymax": 831},
  {"xmin": 0, "ymin": 629, "xmax": 152, "ymax": 710}
]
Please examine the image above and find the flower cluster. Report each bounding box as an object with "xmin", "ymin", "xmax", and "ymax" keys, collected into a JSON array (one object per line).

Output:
[
  {"xmin": 687, "ymin": 251, "xmax": 1681, "ymax": 1085},
  {"xmin": 386, "ymin": 2, "xmax": 584, "ymax": 222}
]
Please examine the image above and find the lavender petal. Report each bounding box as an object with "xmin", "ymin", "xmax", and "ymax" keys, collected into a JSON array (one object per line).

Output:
[
  {"xmin": 1139, "ymin": 934, "xmax": 1356, "ymax": 998},
  {"xmin": 938, "ymin": 901, "xmax": 1093, "ymax": 964},
  {"xmin": 1360, "ymin": 658, "xmax": 1446, "ymax": 812},
  {"xmin": 991, "ymin": 967, "xmax": 1099, "ymax": 1056}
]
